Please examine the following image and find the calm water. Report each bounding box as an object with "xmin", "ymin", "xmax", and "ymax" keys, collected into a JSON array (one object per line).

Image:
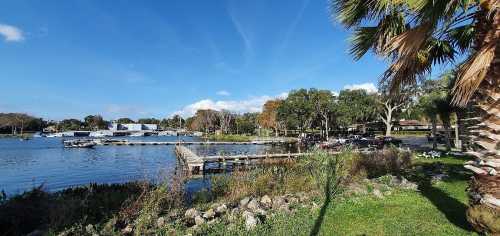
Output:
[{"xmin": 0, "ymin": 136, "xmax": 289, "ymax": 195}]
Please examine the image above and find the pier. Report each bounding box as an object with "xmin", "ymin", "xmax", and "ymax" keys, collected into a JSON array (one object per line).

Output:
[
  {"xmin": 174, "ymin": 145, "xmax": 310, "ymax": 174},
  {"xmin": 95, "ymin": 139, "xmax": 292, "ymax": 146}
]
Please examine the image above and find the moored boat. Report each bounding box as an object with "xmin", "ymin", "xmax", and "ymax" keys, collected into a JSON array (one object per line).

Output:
[{"xmin": 63, "ymin": 139, "xmax": 96, "ymax": 148}]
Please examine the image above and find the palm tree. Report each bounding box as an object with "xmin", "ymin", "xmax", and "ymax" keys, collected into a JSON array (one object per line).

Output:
[{"xmin": 331, "ymin": 0, "xmax": 499, "ymax": 233}]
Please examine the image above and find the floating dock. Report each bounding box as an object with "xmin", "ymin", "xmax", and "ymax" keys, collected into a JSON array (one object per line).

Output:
[
  {"xmin": 174, "ymin": 145, "xmax": 310, "ymax": 174},
  {"xmin": 95, "ymin": 140, "xmax": 291, "ymax": 146}
]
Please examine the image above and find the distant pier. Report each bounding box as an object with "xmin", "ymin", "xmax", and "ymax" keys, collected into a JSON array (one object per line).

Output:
[
  {"xmin": 174, "ymin": 145, "xmax": 310, "ymax": 174},
  {"xmin": 95, "ymin": 139, "xmax": 292, "ymax": 146}
]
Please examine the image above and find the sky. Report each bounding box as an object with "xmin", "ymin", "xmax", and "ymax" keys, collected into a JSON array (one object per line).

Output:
[{"xmin": 0, "ymin": 0, "xmax": 391, "ymax": 120}]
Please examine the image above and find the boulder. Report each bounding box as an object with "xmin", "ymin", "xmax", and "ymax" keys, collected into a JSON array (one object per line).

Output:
[
  {"xmin": 272, "ymin": 196, "xmax": 286, "ymax": 209},
  {"xmin": 156, "ymin": 217, "xmax": 166, "ymax": 228},
  {"xmin": 185, "ymin": 208, "xmax": 200, "ymax": 219},
  {"xmin": 260, "ymin": 195, "xmax": 272, "ymax": 208},
  {"xmin": 215, "ymin": 204, "xmax": 228, "ymax": 215},
  {"xmin": 242, "ymin": 211, "xmax": 258, "ymax": 230},
  {"xmin": 373, "ymin": 189, "xmax": 384, "ymax": 199},
  {"xmin": 203, "ymin": 209, "xmax": 215, "ymax": 219},
  {"xmin": 240, "ymin": 197, "xmax": 251, "ymax": 208},
  {"xmin": 194, "ymin": 215, "xmax": 205, "ymax": 226},
  {"xmin": 247, "ymin": 199, "xmax": 260, "ymax": 211}
]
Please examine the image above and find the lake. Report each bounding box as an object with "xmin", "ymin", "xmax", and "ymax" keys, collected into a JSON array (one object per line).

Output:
[{"xmin": 0, "ymin": 136, "xmax": 290, "ymax": 196}]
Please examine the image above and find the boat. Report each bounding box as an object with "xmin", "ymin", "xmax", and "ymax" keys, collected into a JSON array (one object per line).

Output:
[
  {"xmin": 129, "ymin": 132, "xmax": 144, "ymax": 137},
  {"xmin": 63, "ymin": 139, "xmax": 96, "ymax": 148}
]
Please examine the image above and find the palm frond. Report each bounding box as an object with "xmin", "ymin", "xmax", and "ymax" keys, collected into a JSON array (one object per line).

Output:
[
  {"xmin": 447, "ymin": 24, "xmax": 475, "ymax": 52},
  {"xmin": 349, "ymin": 27, "xmax": 378, "ymax": 59},
  {"xmin": 451, "ymin": 42, "xmax": 496, "ymax": 106},
  {"xmin": 382, "ymin": 23, "xmax": 432, "ymax": 57}
]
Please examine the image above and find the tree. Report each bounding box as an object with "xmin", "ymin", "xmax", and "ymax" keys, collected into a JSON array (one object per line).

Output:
[
  {"xmin": 58, "ymin": 119, "xmax": 83, "ymax": 131},
  {"xmin": 335, "ymin": 89, "xmax": 378, "ymax": 132},
  {"xmin": 332, "ymin": 1, "xmax": 499, "ymax": 229},
  {"xmin": 235, "ymin": 113, "xmax": 259, "ymax": 135},
  {"xmin": 217, "ymin": 110, "xmax": 234, "ymax": 134},
  {"xmin": 259, "ymin": 100, "xmax": 283, "ymax": 136},
  {"xmin": 137, "ymin": 118, "xmax": 160, "ymax": 125},
  {"xmin": 190, "ymin": 109, "xmax": 218, "ymax": 133},
  {"xmin": 84, "ymin": 115, "xmax": 107, "ymax": 131},
  {"xmin": 378, "ymin": 83, "xmax": 416, "ymax": 136},
  {"xmin": 278, "ymin": 89, "xmax": 315, "ymax": 133},
  {"xmin": 310, "ymin": 89, "xmax": 335, "ymax": 140},
  {"xmin": 116, "ymin": 118, "xmax": 135, "ymax": 124}
]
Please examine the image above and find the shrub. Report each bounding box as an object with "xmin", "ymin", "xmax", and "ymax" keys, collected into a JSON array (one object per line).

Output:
[{"xmin": 354, "ymin": 147, "xmax": 412, "ymax": 178}]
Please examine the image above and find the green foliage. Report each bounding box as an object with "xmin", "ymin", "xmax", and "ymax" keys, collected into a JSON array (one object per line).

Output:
[{"xmin": 335, "ymin": 89, "xmax": 378, "ymax": 127}]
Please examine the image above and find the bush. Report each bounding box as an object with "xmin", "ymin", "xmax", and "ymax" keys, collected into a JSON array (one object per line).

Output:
[{"xmin": 352, "ymin": 147, "xmax": 412, "ymax": 178}]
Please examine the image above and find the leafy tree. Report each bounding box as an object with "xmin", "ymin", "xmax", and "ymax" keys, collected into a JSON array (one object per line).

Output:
[
  {"xmin": 116, "ymin": 118, "xmax": 135, "ymax": 124},
  {"xmin": 309, "ymin": 89, "xmax": 336, "ymax": 139},
  {"xmin": 57, "ymin": 119, "xmax": 83, "ymax": 131},
  {"xmin": 84, "ymin": 115, "xmax": 107, "ymax": 131},
  {"xmin": 259, "ymin": 99, "xmax": 283, "ymax": 136},
  {"xmin": 137, "ymin": 118, "xmax": 160, "ymax": 124},
  {"xmin": 331, "ymin": 1, "xmax": 499, "ymax": 228},
  {"xmin": 335, "ymin": 89, "xmax": 378, "ymax": 132},
  {"xmin": 277, "ymin": 89, "xmax": 315, "ymax": 133},
  {"xmin": 235, "ymin": 113, "xmax": 259, "ymax": 135}
]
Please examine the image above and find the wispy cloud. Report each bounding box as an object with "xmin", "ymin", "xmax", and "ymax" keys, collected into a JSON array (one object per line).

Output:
[
  {"xmin": 343, "ymin": 82, "xmax": 378, "ymax": 93},
  {"xmin": 216, "ymin": 90, "xmax": 231, "ymax": 96},
  {"xmin": 227, "ymin": 6, "xmax": 253, "ymax": 67},
  {"xmin": 0, "ymin": 23, "xmax": 24, "ymax": 42},
  {"xmin": 281, "ymin": 0, "xmax": 310, "ymax": 50},
  {"xmin": 173, "ymin": 92, "xmax": 287, "ymax": 117}
]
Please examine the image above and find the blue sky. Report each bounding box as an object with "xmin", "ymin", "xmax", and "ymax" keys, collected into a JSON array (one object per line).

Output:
[{"xmin": 0, "ymin": 0, "xmax": 390, "ymax": 120}]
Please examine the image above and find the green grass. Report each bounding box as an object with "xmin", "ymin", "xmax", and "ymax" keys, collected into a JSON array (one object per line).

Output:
[
  {"xmin": 194, "ymin": 154, "xmax": 476, "ymax": 236},
  {"xmin": 206, "ymin": 134, "xmax": 254, "ymax": 142}
]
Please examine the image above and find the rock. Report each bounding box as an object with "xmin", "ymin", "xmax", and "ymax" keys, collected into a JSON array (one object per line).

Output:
[
  {"xmin": 215, "ymin": 204, "xmax": 228, "ymax": 214},
  {"xmin": 194, "ymin": 215, "xmax": 205, "ymax": 226},
  {"xmin": 272, "ymin": 196, "xmax": 286, "ymax": 209},
  {"xmin": 242, "ymin": 211, "xmax": 258, "ymax": 230},
  {"xmin": 240, "ymin": 197, "xmax": 251, "ymax": 208},
  {"xmin": 287, "ymin": 196, "xmax": 299, "ymax": 205},
  {"xmin": 185, "ymin": 208, "xmax": 200, "ymax": 219},
  {"xmin": 260, "ymin": 195, "xmax": 272, "ymax": 208},
  {"xmin": 431, "ymin": 173, "xmax": 449, "ymax": 183},
  {"xmin": 121, "ymin": 225, "xmax": 133, "ymax": 234},
  {"xmin": 157, "ymin": 217, "xmax": 166, "ymax": 228},
  {"xmin": 247, "ymin": 199, "xmax": 260, "ymax": 211},
  {"xmin": 203, "ymin": 208, "xmax": 216, "ymax": 219},
  {"xmin": 373, "ymin": 189, "xmax": 384, "ymax": 199}
]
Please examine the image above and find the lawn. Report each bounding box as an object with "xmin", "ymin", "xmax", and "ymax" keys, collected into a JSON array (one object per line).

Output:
[{"xmin": 200, "ymin": 155, "xmax": 477, "ymax": 236}]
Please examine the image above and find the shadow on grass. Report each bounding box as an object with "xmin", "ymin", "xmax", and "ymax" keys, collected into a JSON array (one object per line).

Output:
[
  {"xmin": 418, "ymin": 183, "xmax": 472, "ymax": 231},
  {"xmin": 411, "ymin": 161, "xmax": 473, "ymax": 232},
  {"xmin": 310, "ymin": 177, "xmax": 331, "ymax": 236}
]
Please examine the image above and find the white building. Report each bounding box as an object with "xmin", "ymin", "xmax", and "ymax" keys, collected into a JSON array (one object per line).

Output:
[{"xmin": 108, "ymin": 123, "xmax": 159, "ymax": 131}]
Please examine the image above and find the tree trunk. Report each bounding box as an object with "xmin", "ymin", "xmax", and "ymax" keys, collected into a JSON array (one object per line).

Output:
[
  {"xmin": 443, "ymin": 120, "xmax": 452, "ymax": 152},
  {"xmin": 464, "ymin": 2, "xmax": 500, "ymax": 234},
  {"xmin": 454, "ymin": 112, "xmax": 461, "ymax": 149},
  {"xmin": 325, "ymin": 117, "xmax": 329, "ymax": 141},
  {"xmin": 431, "ymin": 117, "xmax": 437, "ymax": 150}
]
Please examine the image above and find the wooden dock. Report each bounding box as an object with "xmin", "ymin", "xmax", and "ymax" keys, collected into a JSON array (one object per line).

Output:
[
  {"xmin": 174, "ymin": 145, "xmax": 310, "ymax": 174},
  {"xmin": 95, "ymin": 140, "xmax": 291, "ymax": 146}
]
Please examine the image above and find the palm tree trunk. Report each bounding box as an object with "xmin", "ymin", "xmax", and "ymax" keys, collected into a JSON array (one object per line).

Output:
[
  {"xmin": 443, "ymin": 120, "xmax": 452, "ymax": 152},
  {"xmin": 431, "ymin": 117, "xmax": 437, "ymax": 150},
  {"xmin": 464, "ymin": 2, "xmax": 500, "ymax": 234}
]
